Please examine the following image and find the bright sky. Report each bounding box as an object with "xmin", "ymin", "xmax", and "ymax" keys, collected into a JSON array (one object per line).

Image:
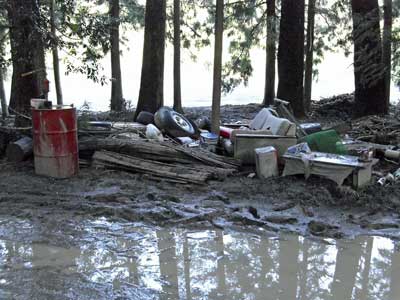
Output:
[{"xmin": 3, "ymin": 0, "xmax": 400, "ymax": 111}]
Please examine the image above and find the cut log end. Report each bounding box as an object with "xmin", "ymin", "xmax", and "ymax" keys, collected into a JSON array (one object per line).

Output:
[{"xmin": 6, "ymin": 137, "xmax": 33, "ymax": 162}]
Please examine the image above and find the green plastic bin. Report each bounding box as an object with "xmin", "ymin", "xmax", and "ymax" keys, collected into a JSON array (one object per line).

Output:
[{"xmin": 300, "ymin": 129, "xmax": 347, "ymax": 155}]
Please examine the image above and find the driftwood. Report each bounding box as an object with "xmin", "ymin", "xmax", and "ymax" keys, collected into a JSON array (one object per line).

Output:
[
  {"xmin": 92, "ymin": 150, "xmax": 234, "ymax": 184},
  {"xmin": 6, "ymin": 136, "xmax": 33, "ymax": 162},
  {"xmin": 349, "ymin": 115, "xmax": 400, "ymax": 144},
  {"xmin": 80, "ymin": 138, "xmax": 195, "ymax": 164},
  {"xmin": 80, "ymin": 137, "xmax": 241, "ymax": 169}
]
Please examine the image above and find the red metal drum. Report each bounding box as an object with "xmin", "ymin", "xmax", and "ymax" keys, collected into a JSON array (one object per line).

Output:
[{"xmin": 32, "ymin": 107, "xmax": 79, "ymax": 178}]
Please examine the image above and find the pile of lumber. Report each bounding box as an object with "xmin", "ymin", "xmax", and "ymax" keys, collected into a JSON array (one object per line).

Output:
[{"xmin": 81, "ymin": 137, "xmax": 240, "ymax": 184}]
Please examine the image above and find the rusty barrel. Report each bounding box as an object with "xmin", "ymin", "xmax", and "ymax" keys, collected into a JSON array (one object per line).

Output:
[{"xmin": 32, "ymin": 107, "xmax": 79, "ymax": 178}]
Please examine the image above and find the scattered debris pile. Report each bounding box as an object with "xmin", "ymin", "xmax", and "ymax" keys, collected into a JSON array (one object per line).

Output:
[{"xmin": 1, "ymin": 94, "xmax": 400, "ymax": 192}]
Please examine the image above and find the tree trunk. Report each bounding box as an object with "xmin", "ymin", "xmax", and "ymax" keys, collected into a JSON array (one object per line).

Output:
[
  {"xmin": 211, "ymin": 0, "xmax": 224, "ymax": 134},
  {"xmin": 9, "ymin": 69, "xmax": 16, "ymax": 110},
  {"xmin": 351, "ymin": 0, "xmax": 386, "ymax": 117},
  {"xmin": 50, "ymin": 0, "xmax": 63, "ymax": 105},
  {"xmin": 110, "ymin": 0, "xmax": 124, "ymax": 112},
  {"xmin": 173, "ymin": 0, "xmax": 183, "ymax": 113},
  {"xmin": 0, "ymin": 27, "xmax": 8, "ymax": 120},
  {"xmin": 135, "ymin": 0, "xmax": 166, "ymax": 119},
  {"xmin": 304, "ymin": 0, "xmax": 316, "ymax": 112},
  {"xmin": 0, "ymin": 68, "xmax": 7, "ymax": 120},
  {"xmin": 277, "ymin": 0, "xmax": 305, "ymax": 118},
  {"xmin": 7, "ymin": 0, "xmax": 46, "ymax": 126},
  {"xmin": 263, "ymin": 0, "xmax": 277, "ymax": 107},
  {"xmin": 383, "ymin": 0, "xmax": 392, "ymax": 110}
]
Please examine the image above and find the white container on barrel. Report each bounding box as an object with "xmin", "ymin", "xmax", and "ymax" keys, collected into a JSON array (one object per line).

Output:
[{"xmin": 255, "ymin": 146, "xmax": 279, "ymax": 179}]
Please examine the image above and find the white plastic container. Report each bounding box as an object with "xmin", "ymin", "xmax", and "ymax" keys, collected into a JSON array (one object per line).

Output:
[
  {"xmin": 255, "ymin": 146, "xmax": 279, "ymax": 179},
  {"xmin": 146, "ymin": 124, "xmax": 164, "ymax": 142},
  {"xmin": 249, "ymin": 108, "xmax": 296, "ymax": 136},
  {"xmin": 30, "ymin": 98, "xmax": 45, "ymax": 109}
]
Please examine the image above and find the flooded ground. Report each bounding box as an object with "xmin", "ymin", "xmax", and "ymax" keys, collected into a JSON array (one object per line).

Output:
[
  {"xmin": 1, "ymin": 161, "xmax": 400, "ymax": 299},
  {"xmin": 0, "ymin": 216, "xmax": 398, "ymax": 300}
]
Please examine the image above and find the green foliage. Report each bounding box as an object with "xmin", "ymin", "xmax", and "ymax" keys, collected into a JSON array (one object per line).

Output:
[
  {"xmin": 392, "ymin": 26, "xmax": 400, "ymax": 85},
  {"xmin": 42, "ymin": 0, "xmax": 144, "ymax": 85},
  {"xmin": 221, "ymin": 0, "xmax": 266, "ymax": 93}
]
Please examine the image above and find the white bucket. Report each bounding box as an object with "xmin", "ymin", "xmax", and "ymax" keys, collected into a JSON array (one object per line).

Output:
[{"xmin": 30, "ymin": 98, "xmax": 45, "ymax": 109}]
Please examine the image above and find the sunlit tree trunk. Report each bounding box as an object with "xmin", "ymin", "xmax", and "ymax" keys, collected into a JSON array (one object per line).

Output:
[
  {"xmin": 263, "ymin": 0, "xmax": 276, "ymax": 107},
  {"xmin": 304, "ymin": 0, "xmax": 316, "ymax": 112},
  {"xmin": 110, "ymin": 0, "xmax": 124, "ymax": 111},
  {"xmin": 351, "ymin": 0, "xmax": 386, "ymax": 117},
  {"xmin": 211, "ymin": 0, "xmax": 224, "ymax": 134},
  {"xmin": 7, "ymin": 0, "xmax": 46, "ymax": 126},
  {"xmin": 383, "ymin": 0, "xmax": 392, "ymax": 110},
  {"xmin": 173, "ymin": 0, "xmax": 183, "ymax": 113},
  {"xmin": 277, "ymin": 0, "xmax": 305, "ymax": 118},
  {"xmin": 0, "ymin": 68, "xmax": 7, "ymax": 120},
  {"xmin": 50, "ymin": 0, "xmax": 63, "ymax": 105},
  {"xmin": 135, "ymin": 0, "xmax": 166, "ymax": 119},
  {"xmin": 9, "ymin": 70, "xmax": 16, "ymax": 110},
  {"xmin": 0, "ymin": 28, "xmax": 8, "ymax": 120}
]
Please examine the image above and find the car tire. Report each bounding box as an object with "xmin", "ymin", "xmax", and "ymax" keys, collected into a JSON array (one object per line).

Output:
[{"xmin": 154, "ymin": 107, "xmax": 196, "ymax": 138}]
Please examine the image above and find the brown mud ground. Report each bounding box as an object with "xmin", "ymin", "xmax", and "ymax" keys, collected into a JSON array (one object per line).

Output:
[{"xmin": 1, "ymin": 94, "xmax": 400, "ymax": 241}]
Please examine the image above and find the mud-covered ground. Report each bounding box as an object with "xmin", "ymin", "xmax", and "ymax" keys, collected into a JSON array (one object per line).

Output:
[{"xmin": 1, "ymin": 156, "xmax": 400, "ymax": 241}]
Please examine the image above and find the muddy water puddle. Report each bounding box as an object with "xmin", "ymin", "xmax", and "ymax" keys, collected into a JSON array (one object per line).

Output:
[{"xmin": 0, "ymin": 217, "xmax": 398, "ymax": 299}]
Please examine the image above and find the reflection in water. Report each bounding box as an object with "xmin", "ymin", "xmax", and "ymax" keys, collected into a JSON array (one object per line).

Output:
[{"xmin": 0, "ymin": 218, "xmax": 398, "ymax": 299}]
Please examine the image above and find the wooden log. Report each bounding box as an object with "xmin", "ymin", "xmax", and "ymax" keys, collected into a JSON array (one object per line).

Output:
[
  {"xmin": 6, "ymin": 136, "xmax": 33, "ymax": 162},
  {"xmin": 93, "ymin": 150, "xmax": 212, "ymax": 184},
  {"xmin": 80, "ymin": 137, "xmax": 241, "ymax": 170},
  {"xmin": 79, "ymin": 138, "xmax": 193, "ymax": 164}
]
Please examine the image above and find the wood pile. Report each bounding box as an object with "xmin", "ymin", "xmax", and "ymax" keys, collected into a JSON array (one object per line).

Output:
[
  {"xmin": 349, "ymin": 115, "xmax": 400, "ymax": 145},
  {"xmin": 81, "ymin": 138, "xmax": 240, "ymax": 184}
]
